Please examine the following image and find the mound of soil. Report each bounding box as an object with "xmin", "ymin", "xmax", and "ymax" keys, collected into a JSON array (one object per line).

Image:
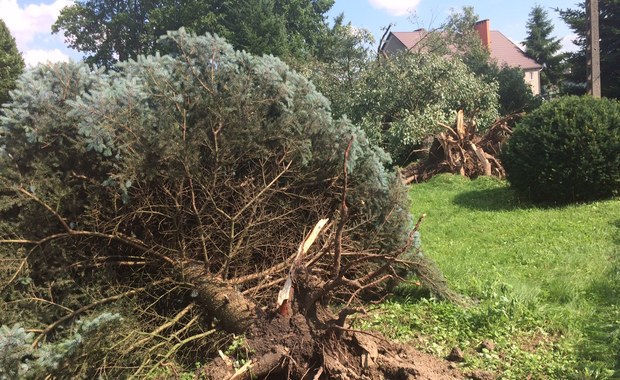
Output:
[{"xmin": 203, "ymin": 309, "xmax": 478, "ymax": 379}]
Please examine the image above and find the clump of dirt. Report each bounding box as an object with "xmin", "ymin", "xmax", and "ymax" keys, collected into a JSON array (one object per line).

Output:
[
  {"xmin": 202, "ymin": 305, "xmax": 467, "ymax": 379},
  {"xmin": 196, "ymin": 212, "xmax": 476, "ymax": 379}
]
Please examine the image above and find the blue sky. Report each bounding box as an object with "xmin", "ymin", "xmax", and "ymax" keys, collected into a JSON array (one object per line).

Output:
[
  {"xmin": 329, "ymin": 0, "xmax": 579, "ymax": 52},
  {"xmin": 1, "ymin": 0, "xmax": 580, "ymax": 67}
]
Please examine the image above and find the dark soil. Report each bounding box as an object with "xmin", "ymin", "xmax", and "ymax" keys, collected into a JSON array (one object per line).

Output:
[{"xmin": 202, "ymin": 308, "xmax": 475, "ymax": 379}]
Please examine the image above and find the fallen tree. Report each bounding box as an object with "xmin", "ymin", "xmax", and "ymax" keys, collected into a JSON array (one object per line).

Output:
[
  {"xmin": 401, "ymin": 111, "xmax": 521, "ymax": 184},
  {"xmin": 0, "ymin": 30, "xmax": 462, "ymax": 379}
]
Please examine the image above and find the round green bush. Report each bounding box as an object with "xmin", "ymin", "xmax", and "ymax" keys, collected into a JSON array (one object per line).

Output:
[{"xmin": 502, "ymin": 96, "xmax": 620, "ymax": 203}]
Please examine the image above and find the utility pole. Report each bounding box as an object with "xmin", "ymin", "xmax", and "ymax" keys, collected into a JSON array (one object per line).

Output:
[{"xmin": 586, "ymin": 0, "xmax": 601, "ymax": 97}]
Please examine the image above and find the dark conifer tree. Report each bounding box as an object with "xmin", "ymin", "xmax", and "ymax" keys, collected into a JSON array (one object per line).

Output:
[
  {"xmin": 0, "ymin": 19, "xmax": 25, "ymax": 108},
  {"xmin": 523, "ymin": 5, "xmax": 564, "ymax": 96}
]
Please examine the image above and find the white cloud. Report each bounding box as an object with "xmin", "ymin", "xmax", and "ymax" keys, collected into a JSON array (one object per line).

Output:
[
  {"xmin": 0, "ymin": 0, "xmax": 73, "ymax": 47},
  {"xmin": 0, "ymin": 0, "xmax": 75, "ymax": 64},
  {"xmin": 368, "ymin": 0, "xmax": 421, "ymax": 17},
  {"xmin": 560, "ymin": 34, "xmax": 579, "ymax": 53},
  {"xmin": 23, "ymin": 48, "xmax": 70, "ymax": 66}
]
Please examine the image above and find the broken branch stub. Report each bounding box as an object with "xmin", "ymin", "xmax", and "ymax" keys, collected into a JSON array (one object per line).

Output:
[{"xmin": 276, "ymin": 218, "xmax": 329, "ymax": 315}]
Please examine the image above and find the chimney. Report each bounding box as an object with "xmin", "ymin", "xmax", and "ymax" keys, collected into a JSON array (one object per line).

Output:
[{"xmin": 474, "ymin": 19, "xmax": 491, "ymax": 50}]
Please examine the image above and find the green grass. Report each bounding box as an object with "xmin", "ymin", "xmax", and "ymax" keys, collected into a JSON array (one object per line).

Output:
[{"xmin": 360, "ymin": 174, "xmax": 620, "ymax": 379}]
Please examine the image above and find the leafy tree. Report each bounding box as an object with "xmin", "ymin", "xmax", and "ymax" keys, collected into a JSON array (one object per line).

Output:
[
  {"xmin": 523, "ymin": 5, "xmax": 564, "ymax": 96},
  {"xmin": 408, "ymin": 7, "xmax": 491, "ymax": 75},
  {"xmin": 0, "ymin": 19, "xmax": 24, "ymax": 107},
  {"xmin": 295, "ymin": 13, "xmax": 375, "ymax": 119},
  {"xmin": 442, "ymin": 6, "xmax": 491, "ymax": 75},
  {"xmin": 52, "ymin": 0, "xmax": 220, "ymax": 67},
  {"xmin": 417, "ymin": 7, "xmax": 538, "ymax": 115},
  {"xmin": 52, "ymin": 0, "xmax": 336, "ymax": 67},
  {"xmin": 349, "ymin": 52, "xmax": 499, "ymax": 165},
  {"xmin": 558, "ymin": 0, "xmax": 620, "ymax": 98},
  {"xmin": 492, "ymin": 65, "xmax": 542, "ymax": 114}
]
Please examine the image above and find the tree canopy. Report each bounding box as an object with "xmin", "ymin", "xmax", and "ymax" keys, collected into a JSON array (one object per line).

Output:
[
  {"xmin": 52, "ymin": 0, "xmax": 336, "ymax": 67},
  {"xmin": 348, "ymin": 52, "xmax": 499, "ymax": 165},
  {"xmin": 0, "ymin": 19, "xmax": 24, "ymax": 108},
  {"xmin": 410, "ymin": 7, "xmax": 538, "ymax": 116}
]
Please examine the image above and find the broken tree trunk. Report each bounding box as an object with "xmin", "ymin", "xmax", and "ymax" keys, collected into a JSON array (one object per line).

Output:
[
  {"xmin": 402, "ymin": 111, "xmax": 521, "ymax": 184},
  {"xmin": 179, "ymin": 261, "xmax": 258, "ymax": 333}
]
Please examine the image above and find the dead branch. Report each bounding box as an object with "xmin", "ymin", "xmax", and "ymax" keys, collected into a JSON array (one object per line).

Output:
[
  {"xmin": 122, "ymin": 302, "xmax": 195, "ymax": 355},
  {"xmin": 377, "ymin": 23, "xmax": 394, "ymax": 58},
  {"xmin": 332, "ymin": 136, "xmax": 354, "ymax": 279}
]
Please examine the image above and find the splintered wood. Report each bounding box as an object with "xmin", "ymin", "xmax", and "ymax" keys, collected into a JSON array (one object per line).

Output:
[{"xmin": 402, "ymin": 111, "xmax": 520, "ymax": 184}]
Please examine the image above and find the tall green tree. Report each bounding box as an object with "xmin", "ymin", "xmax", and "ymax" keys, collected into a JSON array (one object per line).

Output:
[
  {"xmin": 52, "ymin": 0, "xmax": 336, "ymax": 67},
  {"xmin": 425, "ymin": 7, "xmax": 539, "ymax": 115},
  {"xmin": 296, "ymin": 14, "xmax": 375, "ymax": 119},
  {"xmin": 523, "ymin": 5, "xmax": 563, "ymax": 96},
  {"xmin": 442, "ymin": 6, "xmax": 491, "ymax": 75},
  {"xmin": 558, "ymin": 0, "xmax": 620, "ymax": 98},
  {"xmin": 0, "ymin": 19, "xmax": 25, "ymax": 107}
]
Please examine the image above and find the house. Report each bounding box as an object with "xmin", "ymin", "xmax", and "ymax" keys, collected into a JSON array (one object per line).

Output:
[{"xmin": 380, "ymin": 20, "xmax": 543, "ymax": 95}]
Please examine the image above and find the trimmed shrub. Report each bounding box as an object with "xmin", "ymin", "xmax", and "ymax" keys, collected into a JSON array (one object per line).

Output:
[{"xmin": 502, "ymin": 96, "xmax": 620, "ymax": 203}]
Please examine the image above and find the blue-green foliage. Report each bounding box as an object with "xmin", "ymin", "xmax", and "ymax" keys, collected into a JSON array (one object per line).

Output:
[
  {"xmin": 0, "ymin": 313, "xmax": 120, "ymax": 379},
  {"xmin": 0, "ymin": 29, "xmax": 412, "ymax": 300},
  {"xmin": 0, "ymin": 324, "xmax": 32, "ymax": 379}
]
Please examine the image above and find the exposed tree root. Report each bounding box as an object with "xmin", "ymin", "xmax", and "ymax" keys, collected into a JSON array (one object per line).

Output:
[
  {"xmin": 1, "ymin": 136, "xmax": 470, "ymax": 379},
  {"xmin": 402, "ymin": 112, "xmax": 522, "ymax": 184},
  {"xmin": 202, "ymin": 300, "xmax": 465, "ymax": 380}
]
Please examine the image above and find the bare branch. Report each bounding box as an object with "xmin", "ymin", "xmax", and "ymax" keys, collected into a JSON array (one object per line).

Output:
[
  {"xmin": 332, "ymin": 136, "xmax": 354, "ymax": 279},
  {"xmin": 33, "ymin": 279, "xmax": 173, "ymax": 348}
]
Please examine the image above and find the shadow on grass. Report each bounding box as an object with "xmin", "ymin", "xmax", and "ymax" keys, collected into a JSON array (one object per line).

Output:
[{"xmin": 452, "ymin": 187, "xmax": 533, "ymax": 212}]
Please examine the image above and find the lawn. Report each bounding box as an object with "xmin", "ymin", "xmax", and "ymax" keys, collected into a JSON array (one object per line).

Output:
[{"xmin": 361, "ymin": 174, "xmax": 620, "ymax": 379}]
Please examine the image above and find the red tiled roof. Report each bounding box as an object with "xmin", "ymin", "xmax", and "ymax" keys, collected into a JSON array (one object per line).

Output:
[
  {"xmin": 489, "ymin": 31, "xmax": 541, "ymax": 70},
  {"xmin": 384, "ymin": 30, "xmax": 542, "ymax": 71}
]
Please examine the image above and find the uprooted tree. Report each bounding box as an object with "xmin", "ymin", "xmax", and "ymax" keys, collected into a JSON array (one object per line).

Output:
[
  {"xmin": 401, "ymin": 111, "xmax": 521, "ymax": 184},
  {"xmin": 0, "ymin": 30, "xmax": 462, "ymax": 379}
]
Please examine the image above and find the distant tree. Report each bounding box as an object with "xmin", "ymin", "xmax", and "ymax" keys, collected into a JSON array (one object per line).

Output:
[
  {"xmin": 558, "ymin": 0, "xmax": 620, "ymax": 98},
  {"xmin": 441, "ymin": 6, "xmax": 491, "ymax": 75},
  {"xmin": 0, "ymin": 19, "xmax": 24, "ymax": 107},
  {"xmin": 52, "ymin": 0, "xmax": 336, "ymax": 67},
  {"xmin": 349, "ymin": 52, "xmax": 499, "ymax": 164},
  {"xmin": 216, "ymin": 0, "xmax": 334, "ymax": 59},
  {"xmin": 492, "ymin": 65, "xmax": 541, "ymax": 114},
  {"xmin": 523, "ymin": 5, "xmax": 564, "ymax": 96},
  {"xmin": 431, "ymin": 7, "xmax": 539, "ymax": 115},
  {"xmin": 296, "ymin": 13, "xmax": 375, "ymax": 119},
  {"xmin": 53, "ymin": 0, "xmax": 163, "ymax": 67},
  {"xmin": 411, "ymin": 7, "xmax": 492, "ymax": 74}
]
